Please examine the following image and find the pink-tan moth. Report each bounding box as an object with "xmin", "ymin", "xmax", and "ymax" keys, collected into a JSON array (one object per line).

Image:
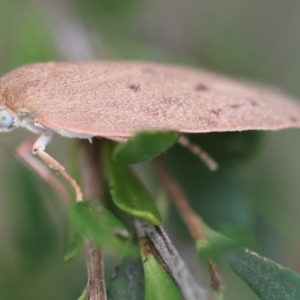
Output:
[{"xmin": 1, "ymin": 61, "xmax": 300, "ymax": 201}]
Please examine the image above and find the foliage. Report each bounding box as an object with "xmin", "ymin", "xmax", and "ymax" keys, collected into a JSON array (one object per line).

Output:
[{"xmin": 1, "ymin": 1, "xmax": 300, "ymax": 300}]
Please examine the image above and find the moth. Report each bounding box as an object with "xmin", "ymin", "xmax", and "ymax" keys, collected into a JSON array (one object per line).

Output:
[{"xmin": 1, "ymin": 61, "xmax": 300, "ymax": 201}]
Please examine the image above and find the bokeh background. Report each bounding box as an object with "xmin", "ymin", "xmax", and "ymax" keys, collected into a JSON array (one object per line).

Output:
[{"xmin": 1, "ymin": 0, "xmax": 300, "ymax": 299}]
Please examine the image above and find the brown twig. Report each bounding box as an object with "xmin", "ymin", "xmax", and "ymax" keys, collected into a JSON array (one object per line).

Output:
[
  {"xmin": 135, "ymin": 220, "xmax": 212, "ymax": 300},
  {"xmin": 82, "ymin": 140, "xmax": 103, "ymax": 200},
  {"xmin": 154, "ymin": 159, "xmax": 225, "ymax": 295},
  {"xmin": 85, "ymin": 240, "xmax": 107, "ymax": 300},
  {"xmin": 178, "ymin": 136, "xmax": 218, "ymax": 171},
  {"xmin": 208, "ymin": 261, "xmax": 225, "ymax": 295},
  {"xmin": 154, "ymin": 159, "xmax": 205, "ymax": 242},
  {"xmin": 82, "ymin": 139, "xmax": 107, "ymax": 300}
]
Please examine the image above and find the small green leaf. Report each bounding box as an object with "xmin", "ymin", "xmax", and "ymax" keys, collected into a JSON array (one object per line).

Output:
[
  {"xmin": 107, "ymin": 250, "xmax": 144, "ymax": 300},
  {"xmin": 113, "ymin": 131, "xmax": 179, "ymax": 164},
  {"xmin": 196, "ymin": 222, "xmax": 300, "ymax": 300},
  {"xmin": 63, "ymin": 224, "xmax": 83, "ymax": 263},
  {"xmin": 83, "ymin": 199, "xmax": 129, "ymax": 235},
  {"xmin": 104, "ymin": 143, "xmax": 162, "ymax": 225},
  {"xmin": 69, "ymin": 200, "xmax": 128, "ymax": 253},
  {"xmin": 140, "ymin": 237, "xmax": 184, "ymax": 300},
  {"xmin": 228, "ymin": 249, "xmax": 300, "ymax": 300}
]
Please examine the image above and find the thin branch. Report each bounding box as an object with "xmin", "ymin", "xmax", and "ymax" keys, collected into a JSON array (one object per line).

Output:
[
  {"xmin": 135, "ymin": 220, "xmax": 212, "ymax": 300},
  {"xmin": 154, "ymin": 159, "xmax": 205, "ymax": 242},
  {"xmin": 178, "ymin": 136, "xmax": 218, "ymax": 171},
  {"xmin": 208, "ymin": 261, "xmax": 225, "ymax": 296},
  {"xmin": 85, "ymin": 240, "xmax": 107, "ymax": 300},
  {"xmin": 154, "ymin": 159, "xmax": 225, "ymax": 295},
  {"xmin": 82, "ymin": 140, "xmax": 103, "ymax": 200},
  {"xmin": 82, "ymin": 139, "xmax": 107, "ymax": 300}
]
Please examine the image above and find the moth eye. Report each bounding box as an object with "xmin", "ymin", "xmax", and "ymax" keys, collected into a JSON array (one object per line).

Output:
[{"xmin": 0, "ymin": 110, "xmax": 14, "ymax": 128}]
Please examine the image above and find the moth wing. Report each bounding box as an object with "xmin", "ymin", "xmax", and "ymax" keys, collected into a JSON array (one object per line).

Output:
[{"xmin": 19, "ymin": 61, "xmax": 300, "ymax": 137}]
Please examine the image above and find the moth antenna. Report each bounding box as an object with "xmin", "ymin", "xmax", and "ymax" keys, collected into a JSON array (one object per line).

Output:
[{"xmin": 178, "ymin": 135, "xmax": 218, "ymax": 171}]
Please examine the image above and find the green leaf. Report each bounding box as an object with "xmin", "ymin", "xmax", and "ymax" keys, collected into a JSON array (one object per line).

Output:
[
  {"xmin": 196, "ymin": 223, "xmax": 300, "ymax": 300},
  {"xmin": 104, "ymin": 143, "xmax": 162, "ymax": 225},
  {"xmin": 107, "ymin": 250, "xmax": 144, "ymax": 300},
  {"xmin": 83, "ymin": 199, "xmax": 129, "ymax": 234},
  {"xmin": 69, "ymin": 200, "xmax": 128, "ymax": 253},
  {"xmin": 113, "ymin": 131, "xmax": 179, "ymax": 164},
  {"xmin": 140, "ymin": 237, "xmax": 184, "ymax": 300},
  {"xmin": 63, "ymin": 224, "xmax": 84, "ymax": 263},
  {"xmin": 228, "ymin": 249, "xmax": 300, "ymax": 300}
]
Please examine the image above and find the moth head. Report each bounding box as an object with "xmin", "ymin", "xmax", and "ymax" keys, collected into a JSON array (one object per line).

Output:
[{"xmin": 0, "ymin": 108, "xmax": 16, "ymax": 132}]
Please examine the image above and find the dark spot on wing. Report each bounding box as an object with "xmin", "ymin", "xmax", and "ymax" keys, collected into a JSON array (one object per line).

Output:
[
  {"xmin": 289, "ymin": 116, "xmax": 298, "ymax": 123},
  {"xmin": 128, "ymin": 84, "xmax": 140, "ymax": 92},
  {"xmin": 195, "ymin": 83, "xmax": 209, "ymax": 91},
  {"xmin": 248, "ymin": 98, "xmax": 258, "ymax": 106},
  {"xmin": 200, "ymin": 117, "xmax": 218, "ymax": 127},
  {"xmin": 164, "ymin": 96, "xmax": 181, "ymax": 106},
  {"xmin": 230, "ymin": 104, "xmax": 242, "ymax": 109},
  {"xmin": 210, "ymin": 109, "xmax": 221, "ymax": 117},
  {"xmin": 142, "ymin": 106, "xmax": 160, "ymax": 117}
]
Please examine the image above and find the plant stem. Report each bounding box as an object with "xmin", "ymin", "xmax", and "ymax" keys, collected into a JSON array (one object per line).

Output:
[
  {"xmin": 82, "ymin": 139, "xmax": 107, "ymax": 300},
  {"xmin": 85, "ymin": 240, "xmax": 107, "ymax": 300},
  {"xmin": 82, "ymin": 140, "xmax": 103, "ymax": 201},
  {"xmin": 135, "ymin": 220, "xmax": 212, "ymax": 300},
  {"xmin": 154, "ymin": 159, "xmax": 225, "ymax": 295},
  {"xmin": 154, "ymin": 159, "xmax": 205, "ymax": 242},
  {"xmin": 178, "ymin": 136, "xmax": 218, "ymax": 171}
]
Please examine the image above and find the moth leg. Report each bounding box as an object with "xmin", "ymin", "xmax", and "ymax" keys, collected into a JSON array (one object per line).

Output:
[
  {"xmin": 16, "ymin": 136, "xmax": 69, "ymax": 204},
  {"xmin": 32, "ymin": 131, "xmax": 83, "ymax": 202},
  {"xmin": 178, "ymin": 135, "xmax": 218, "ymax": 171}
]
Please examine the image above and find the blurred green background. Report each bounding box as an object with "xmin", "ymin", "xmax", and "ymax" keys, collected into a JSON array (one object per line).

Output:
[{"xmin": 1, "ymin": 0, "xmax": 300, "ymax": 299}]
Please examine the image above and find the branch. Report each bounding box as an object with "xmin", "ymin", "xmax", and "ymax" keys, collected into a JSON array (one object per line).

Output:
[
  {"xmin": 135, "ymin": 220, "xmax": 212, "ymax": 300},
  {"xmin": 82, "ymin": 139, "xmax": 107, "ymax": 300},
  {"xmin": 154, "ymin": 159, "xmax": 225, "ymax": 295},
  {"xmin": 82, "ymin": 140, "xmax": 103, "ymax": 200},
  {"xmin": 85, "ymin": 240, "xmax": 107, "ymax": 300},
  {"xmin": 154, "ymin": 159, "xmax": 205, "ymax": 242}
]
